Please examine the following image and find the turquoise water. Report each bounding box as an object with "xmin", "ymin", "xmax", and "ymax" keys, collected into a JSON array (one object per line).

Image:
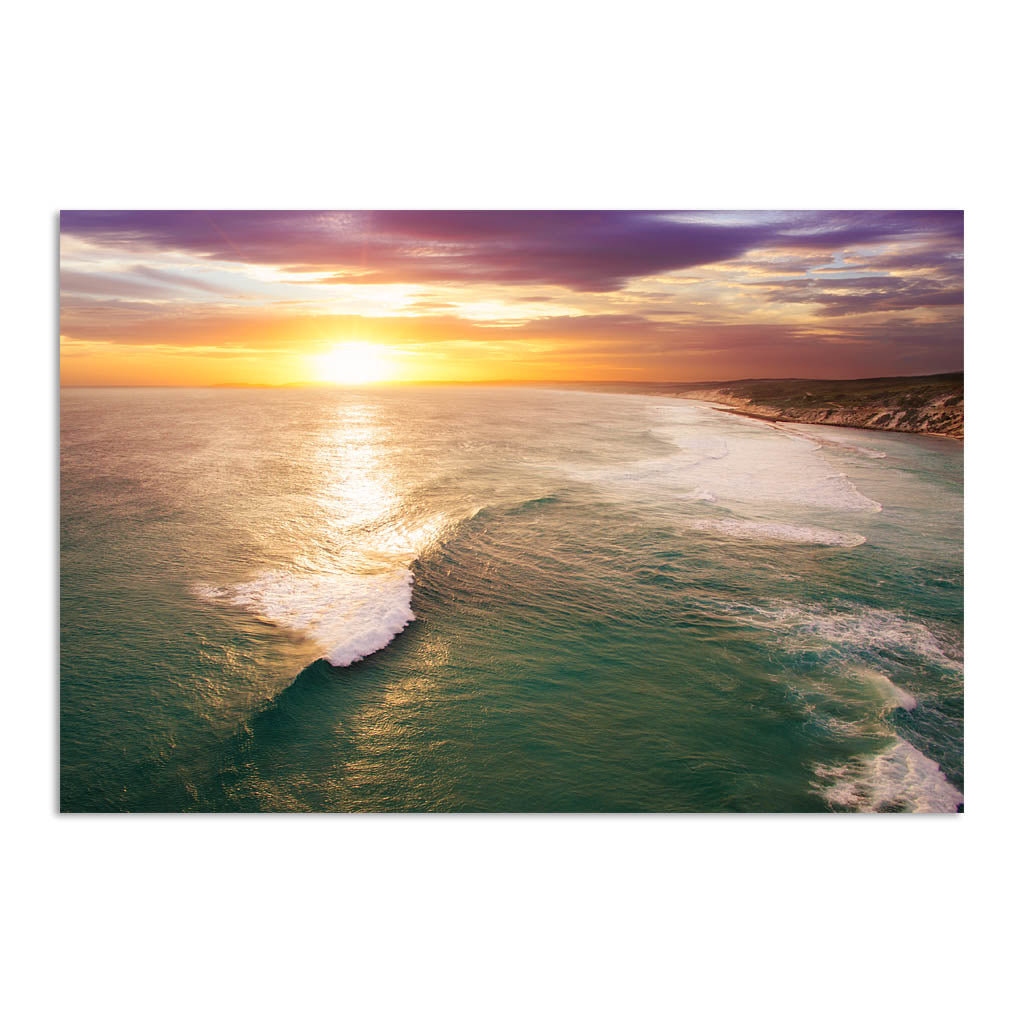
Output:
[{"xmin": 60, "ymin": 387, "xmax": 963, "ymax": 812}]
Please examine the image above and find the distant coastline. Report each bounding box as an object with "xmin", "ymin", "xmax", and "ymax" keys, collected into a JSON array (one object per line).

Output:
[
  {"xmin": 559, "ymin": 373, "xmax": 964, "ymax": 440},
  {"xmin": 677, "ymin": 373, "xmax": 963, "ymax": 439}
]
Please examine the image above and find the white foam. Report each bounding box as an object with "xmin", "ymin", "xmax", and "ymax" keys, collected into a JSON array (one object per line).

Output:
[
  {"xmin": 194, "ymin": 569, "xmax": 415, "ymax": 667},
  {"xmin": 688, "ymin": 488, "xmax": 717, "ymax": 503},
  {"xmin": 834, "ymin": 665, "xmax": 919, "ymax": 713},
  {"xmin": 735, "ymin": 601, "xmax": 963, "ymax": 672},
  {"xmin": 814, "ymin": 739, "xmax": 962, "ymax": 813},
  {"xmin": 776, "ymin": 424, "xmax": 887, "ymax": 459},
  {"xmin": 687, "ymin": 518, "xmax": 866, "ymax": 547},
  {"xmin": 866, "ymin": 669, "xmax": 918, "ymax": 711},
  {"xmin": 587, "ymin": 402, "xmax": 885, "ymax": 513}
]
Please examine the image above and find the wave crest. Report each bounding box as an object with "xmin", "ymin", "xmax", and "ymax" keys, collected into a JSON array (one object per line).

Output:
[{"xmin": 194, "ymin": 569, "xmax": 415, "ymax": 667}]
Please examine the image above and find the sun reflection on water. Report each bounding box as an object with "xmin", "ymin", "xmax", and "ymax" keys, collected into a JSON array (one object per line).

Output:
[{"xmin": 314, "ymin": 403, "xmax": 401, "ymax": 572}]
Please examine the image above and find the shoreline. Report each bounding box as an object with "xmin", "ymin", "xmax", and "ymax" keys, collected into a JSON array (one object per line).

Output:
[
  {"xmin": 588, "ymin": 374, "xmax": 964, "ymax": 440},
  {"xmin": 700, "ymin": 400, "xmax": 964, "ymax": 441}
]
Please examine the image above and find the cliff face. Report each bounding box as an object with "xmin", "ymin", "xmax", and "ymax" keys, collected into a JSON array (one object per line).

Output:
[{"xmin": 680, "ymin": 373, "xmax": 963, "ymax": 439}]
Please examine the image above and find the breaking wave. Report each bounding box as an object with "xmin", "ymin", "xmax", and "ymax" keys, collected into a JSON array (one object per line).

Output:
[
  {"xmin": 860, "ymin": 667, "xmax": 918, "ymax": 711},
  {"xmin": 194, "ymin": 569, "xmax": 415, "ymax": 667},
  {"xmin": 813, "ymin": 739, "xmax": 963, "ymax": 813},
  {"xmin": 730, "ymin": 601, "xmax": 962, "ymax": 811}
]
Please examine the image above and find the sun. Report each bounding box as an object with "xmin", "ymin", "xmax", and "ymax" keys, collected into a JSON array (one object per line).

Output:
[{"xmin": 312, "ymin": 342, "xmax": 395, "ymax": 385}]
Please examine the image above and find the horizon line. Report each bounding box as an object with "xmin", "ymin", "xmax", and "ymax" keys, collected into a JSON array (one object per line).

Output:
[{"xmin": 59, "ymin": 369, "xmax": 965, "ymax": 389}]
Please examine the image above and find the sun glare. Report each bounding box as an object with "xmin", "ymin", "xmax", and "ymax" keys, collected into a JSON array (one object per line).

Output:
[{"xmin": 313, "ymin": 342, "xmax": 395, "ymax": 385}]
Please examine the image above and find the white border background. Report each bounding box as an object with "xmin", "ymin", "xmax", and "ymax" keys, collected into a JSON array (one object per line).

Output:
[{"xmin": 6, "ymin": 2, "xmax": 1019, "ymax": 1021}]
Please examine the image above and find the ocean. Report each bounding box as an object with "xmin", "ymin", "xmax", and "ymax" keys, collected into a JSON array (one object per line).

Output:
[{"xmin": 59, "ymin": 386, "xmax": 964, "ymax": 812}]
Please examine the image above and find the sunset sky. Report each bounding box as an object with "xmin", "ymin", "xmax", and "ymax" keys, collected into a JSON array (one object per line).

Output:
[{"xmin": 59, "ymin": 210, "xmax": 964, "ymax": 386}]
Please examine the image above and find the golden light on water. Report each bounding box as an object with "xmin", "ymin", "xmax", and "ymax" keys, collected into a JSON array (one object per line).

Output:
[{"xmin": 312, "ymin": 342, "xmax": 396, "ymax": 385}]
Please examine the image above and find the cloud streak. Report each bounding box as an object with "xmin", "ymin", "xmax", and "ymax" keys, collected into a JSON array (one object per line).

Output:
[{"xmin": 61, "ymin": 210, "xmax": 964, "ymax": 293}]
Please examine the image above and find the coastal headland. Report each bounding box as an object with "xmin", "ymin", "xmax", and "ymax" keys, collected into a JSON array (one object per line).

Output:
[
  {"xmin": 677, "ymin": 372, "xmax": 963, "ymax": 438},
  {"xmin": 544, "ymin": 373, "xmax": 963, "ymax": 439}
]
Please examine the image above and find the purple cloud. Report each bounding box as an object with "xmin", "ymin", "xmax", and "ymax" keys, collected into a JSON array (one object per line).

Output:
[{"xmin": 60, "ymin": 210, "xmax": 963, "ymax": 293}]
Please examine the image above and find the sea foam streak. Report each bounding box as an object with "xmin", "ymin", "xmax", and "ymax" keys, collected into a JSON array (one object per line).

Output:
[
  {"xmin": 734, "ymin": 601, "xmax": 963, "ymax": 672},
  {"xmin": 687, "ymin": 518, "xmax": 866, "ymax": 547},
  {"xmin": 775, "ymin": 423, "xmax": 887, "ymax": 459},
  {"xmin": 854, "ymin": 666, "xmax": 918, "ymax": 711},
  {"xmin": 195, "ymin": 569, "xmax": 415, "ymax": 666}
]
